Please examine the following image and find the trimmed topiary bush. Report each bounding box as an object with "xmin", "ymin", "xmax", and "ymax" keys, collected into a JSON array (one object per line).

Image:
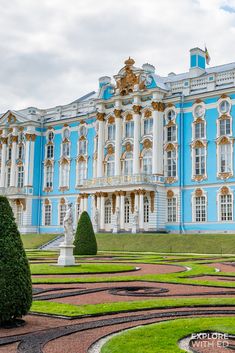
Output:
[
  {"xmin": 0, "ymin": 196, "xmax": 32, "ymax": 325},
  {"xmin": 74, "ymin": 211, "xmax": 97, "ymax": 255}
]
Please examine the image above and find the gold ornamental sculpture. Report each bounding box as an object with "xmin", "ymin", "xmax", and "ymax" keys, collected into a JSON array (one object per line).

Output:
[{"xmin": 116, "ymin": 57, "xmax": 146, "ymax": 96}]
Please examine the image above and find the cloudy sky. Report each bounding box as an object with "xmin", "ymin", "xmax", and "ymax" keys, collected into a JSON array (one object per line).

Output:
[{"xmin": 1, "ymin": 0, "xmax": 235, "ymax": 112}]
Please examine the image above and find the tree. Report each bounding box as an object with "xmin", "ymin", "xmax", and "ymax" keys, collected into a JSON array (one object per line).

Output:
[
  {"xmin": 0, "ymin": 196, "xmax": 32, "ymax": 325},
  {"xmin": 74, "ymin": 211, "xmax": 97, "ymax": 255}
]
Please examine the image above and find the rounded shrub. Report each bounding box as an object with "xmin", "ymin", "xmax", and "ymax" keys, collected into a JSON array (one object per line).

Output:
[
  {"xmin": 0, "ymin": 196, "xmax": 32, "ymax": 325},
  {"xmin": 74, "ymin": 211, "xmax": 97, "ymax": 255}
]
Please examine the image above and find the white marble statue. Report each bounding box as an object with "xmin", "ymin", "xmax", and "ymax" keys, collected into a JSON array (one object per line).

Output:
[
  {"xmin": 132, "ymin": 207, "xmax": 139, "ymax": 234},
  {"xmin": 63, "ymin": 202, "xmax": 74, "ymax": 245},
  {"xmin": 113, "ymin": 207, "xmax": 120, "ymax": 233}
]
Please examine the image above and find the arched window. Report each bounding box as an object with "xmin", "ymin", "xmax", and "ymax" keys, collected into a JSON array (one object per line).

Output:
[
  {"xmin": 62, "ymin": 142, "xmax": 70, "ymax": 157},
  {"xmin": 107, "ymin": 124, "xmax": 116, "ymax": 140},
  {"xmin": 47, "ymin": 144, "xmax": 54, "ymax": 159},
  {"xmin": 63, "ymin": 128, "xmax": 70, "ymax": 139},
  {"xmin": 79, "ymin": 139, "xmax": 87, "ymax": 154},
  {"xmin": 144, "ymin": 118, "xmax": 153, "ymax": 135},
  {"xmin": 194, "ymin": 195, "xmax": 206, "ymax": 222},
  {"xmin": 124, "ymin": 152, "xmax": 133, "ymax": 175},
  {"xmin": 166, "ymin": 110, "xmax": 176, "ymax": 122},
  {"xmin": 107, "ymin": 155, "xmax": 115, "ymax": 176},
  {"xmin": 104, "ymin": 199, "xmax": 112, "ymax": 224},
  {"xmin": 219, "ymin": 142, "xmax": 231, "ymax": 173},
  {"xmin": 166, "ymin": 149, "xmax": 176, "ymax": 177},
  {"xmin": 124, "ymin": 198, "xmax": 130, "ymax": 223},
  {"xmin": 125, "ymin": 121, "xmax": 134, "ymax": 138},
  {"xmin": 60, "ymin": 162, "xmax": 69, "ymax": 187},
  {"xmin": 219, "ymin": 118, "xmax": 231, "ymax": 136},
  {"xmin": 45, "ymin": 164, "xmax": 53, "ymax": 188},
  {"xmin": 142, "ymin": 150, "xmax": 152, "ymax": 174},
  {"xmin": 144, "ymin": 196, "xmax": 149, "ymax": 223},
  {"xmin": 16, "ymin": 204, "xmax": 23, "ymax": 226},
  {"xmin": 18, "ymin": 144, "xmax": 24, "ymax": 159},
  {"xmin": 167, "ymin": 197, "xmax": 177, "ymax": 222},
  {"xmin": 59, "ymin": 201, "xmax": 67, "ymax": 225},
  {"xmin": 166, "ymin": 125, "xmax": 176, "ymax": 142},
  {"xmin": 44, "ymin": 203, "xmax": 52, "ymax": 226},
  {"xmin": 77, "ymin": 160, "xmax": 86, "ymax": 184},
  {"xmin": 17, "ymin": 165, "xmax": 24, "ymax": 188},
  {"xmin": 219, "ymin": 193, "xmax": 232, "ymax": 221},
  {"xmin": 194, "ymin": 146, "xmax": 205, "ymax": 176}
]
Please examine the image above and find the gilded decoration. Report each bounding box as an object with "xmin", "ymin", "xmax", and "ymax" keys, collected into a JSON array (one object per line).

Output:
[
  {"xmin": 221, "ymin": 94, "xmax": 228, "ymax": 99},
  {"xmin": 143, "ymin": 139, "xmax": 152, "ymax": 149},
  {"xmin": 194, "ymin": 117, "xmax": 204, "ymax": 124},
  {"xmin": 167, "ymin": 190, "xmax": 174, "ymax": 198},
  {"xmin": 166, "ymin": 176, "xmax": 176, "ymax": 184},
  {"xmin": 116, "ymin": 57, "xmax": 146, "ymax": 96},
  {"xmin": 150, "ymin": 191, "xmax": 155, "ymax": 212},
  {"xmin": 44, "ymin": 187, "xmax": 52, "ymax": 193},
  {"xmin": 139, "ymin": 189, "xmax": 146, "ymax": 196},
  {"xmin": 48, "ymin": 126, "xmax": 53, "ymax": 130},
  {"xmin": 64, "ymin": 123, "xmax": 69, "ymax": 127},
  {"xmin": 1, "ymin": 137, "xmax": 8, "ymax": 144},
  {"xmin": 220, "ymin": 186, "xmax": 229, "ymax": 195},
  {"xmin": 125, "ymin": 143, "xmax": 133, "ymax": 152},
  {"xmin": 151, "ymin": 101, "xmax": 165, "ymax": 112},
  {"xmin": 9, "ymin": 128, "xmax": 13, "ymax": 133},
  {"xmin": 96, "ymin": 112, "xmax": 105, "ymax": 121},
  {"xmin": 7, "ymin": 113, "xmax": 16, "ymax": 124},
  {"xmin": 59, "ymin": 186, "xmax": 69, "ymax": 192},
  {"xmin": 132, "ymin": 105, "xmax": 142, "ymax": 114},
  {"xmin": 192, "ymin": 140, "xmax": 205, "ymax": 149},
  {"xmin": 25, "ymin": 133, "xmax": 36, "ymax": 142},
  {"xmin": 114, "ymin": 109, "xmax": 122, "ymax": 118},
  {"xmin": 167, "ymin": 120, "xmax": 175, "ymax": 127},
  {"xmin": 14, "ymin": 199, "xmax": 26, "ymax": 210},
  {"xmin": 17, "ymin": 160, "xmax": 23, "ymax": 166},
  {"xmin": 107, "ymin": 145, "xmax": 114, "ymax": 155},
  {"xmin": 193, "ymin": 175, "xmax": 205, "ymax": 182},
  {"xmin": 18, "ymin": 127, "xmax": 24, "ymax": 132},
  {"xmin": 60, "ymin": 198, "xmax": 66, "ymax": 204},
  {"xmin": 218, "ymin": 172, "xmax": 232, "ymax": 180},
  {"xmin": 195, "ymin": 188, "xmax": 203, "ymax": 197},
  {"xmin": 108, "ymin": 116, "xmax": 115, "ymax": 124},
  {"xmin": 45, "ymin": 199, "xmax": 50, "ymax": 205},
  {"xmin": 219, "ymin": 114, "xmax": 230, "ymax": 120},
  {"xmin": 112, "ymin": 193, "xmax": 116, "ymax": 214},
  {"xmin": 12, "ymin": 135, "xmax": 18, "ymax": 143},
  {"xmin": 165, "ymin": 143, "xmax": 175, "ymax": 152},
  {"xmin": 80, "ymin": 135, "xmax": 86, "ymax": 141},
  {"xmin": 126, "ymin": 113, "xmax": 133, "ymax": 121},
  {"xmin": 60, "ymin": 157, "xmax": 69, "ymax": 165},
  {"xmin": 195, "ymin": 99, "xmax": 202, "ymax": 104},
  {"xmin": 144, "ymin": 110, "xmax": 152, "ymax": 118},
  {"xmin": 167, "ymin": 103, "xmax": 174, "ymax": 108},
  {"xmin": 218, "ymin": 136, "xmax": 230, "ymax": 145},
  {"xmin": 80, "ymin": 120, "xmax": 85, "ymax": 124},
  {"xmin": 78, "ymin": 155, "xmax": 85, "ymax": 162}
]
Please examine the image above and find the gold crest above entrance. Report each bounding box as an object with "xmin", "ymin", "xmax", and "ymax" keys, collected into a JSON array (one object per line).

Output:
[{"xmin": 116, "ymin": 57, "xmax": 146, "ymax": 96}]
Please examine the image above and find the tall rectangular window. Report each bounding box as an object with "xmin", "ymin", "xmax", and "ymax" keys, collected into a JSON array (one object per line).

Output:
[
  {"xmin": 219, "ymin": 144, "xmax": 231, "ymax": 173},
  {"xmin": 45, "ymin": 205, "xmax": 52, "ymax": 226},
  {"xmin": 194, "ymin": 196, "xmax": 206, "ymax": 222},
  {"xmin": 166, "ymin": 150, "xmax": 176, "ymax": 177},
  {"xmin": 108, "ymin": 125, "xmax": 115, "ymax": 140},
  {"xmin": 220, "ymin": 194, "xmax": 232, "ymax": 221},
  {"xmin": 144, "ymin": 119, "xmax": 153, "ymax": 135},
  {"xmin": 167, "ymin": 197, "xmax": 177, "ymax": 222},
  {"xmin": 17, "ymin": 166, "xmax": 24, "ymax": 188},
  {"xmin": 59, "ymin": 204, "xmax": 67, "ymax": 225},
  {"xmin": 166, "ymin": 125, "xmax": 176, "ymax": 142},
  {"xmin": 125, "ymin": 121, "xmax": 134, "ymax": 138},
  {"xmin": 195, "ymin": 147, "xmax": 205, "ymax": 175},
  {"xmin": 219, "ymin": 119, "xmax": 231, "ymax": 136},
  {"xmin": 47, "ymin": 145, "xmax": 54, "ymax": 159},
  {"xmin": 195, "ymin": 122, "xmax": 205, "ymax": 139}
]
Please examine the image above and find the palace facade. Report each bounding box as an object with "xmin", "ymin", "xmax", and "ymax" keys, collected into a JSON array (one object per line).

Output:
[{"xmin": 1, "ymin": 47, "xmax": 235, "ymax": 234}]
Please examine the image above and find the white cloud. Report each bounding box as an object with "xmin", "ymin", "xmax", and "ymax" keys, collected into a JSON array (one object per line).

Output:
[{"xmin": 1, "ymin": 0, "xmax": 235, "ymax": 112}]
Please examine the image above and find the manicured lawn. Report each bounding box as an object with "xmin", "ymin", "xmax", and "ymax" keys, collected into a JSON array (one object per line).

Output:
[
  {"xmin": 31, "ymin": 297, "xmax": 235, "ymax": 317},
  {"xmin": 101, "ymin": 317, "xmax": 235, "ymax": 353},
  {"xmin": 30, "ymin": 263, "xmax": 135, "ymax": 275},
  {"xmin": 96, "ymin": 233, "xmax": 235, "ymax": 254},
  {"xmin": 21, "ymin": 233, "xmax": 59, "ymax": 249}
]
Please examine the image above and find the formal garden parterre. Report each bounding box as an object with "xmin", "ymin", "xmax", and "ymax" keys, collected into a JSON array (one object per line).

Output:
[{"xmin": 1, "ymin": 243, "xmax": 235, "ymax": 353}]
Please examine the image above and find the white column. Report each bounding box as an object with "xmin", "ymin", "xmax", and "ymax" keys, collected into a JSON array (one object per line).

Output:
[
  {"xmin": 97, "ymin": 194, "xmax": 101, "ymax": 230},
  {"xmin": 83, "ymin": 194, "xmax": 88, "ymax": 211},
  {"xmin": 100, "ymin": 193, "xmax": 105, "ymax": 230},
  {"xmin": 134, "ymin": 191, "xmax": 139, "ymax": 211},
  {"xmin": 120, "ymin": 191, "xmax": 126, "ymax": 229},
  {"xmin": 139, "ymin": 190, "xmax": 145, "ymax": 230},
  {"xmin": 97, "ymin": 113, "xmax": 105, "ymax": 178},
  {"xmin": 133, "ymin": 105, "xmax": 141, "ymax": 175},
  {"xmin": 114, "ymin": 109, "xmax": 122, "ymax": 176},
  {"xmin": 152, "ymin": 101, "xmax": 164, "ymax": 175},
  {"xmin": 80, "ymin": 196, "xmax": 84, "ymax": 214},
  {"xmin": 10, "ymin": 135, "xmax": 18, "ymax": 187},
  {"xmin": 24, "ymin": 132, "xmax": 36, "ymax": 187},
  {"xmin": 0, "ymin": 138, "xmax": 7, "ymax": 187}
]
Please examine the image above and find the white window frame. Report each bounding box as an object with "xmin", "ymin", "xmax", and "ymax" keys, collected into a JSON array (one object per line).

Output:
[
  {"xmin": 104, "ymin": 199, "xmax": 112, "ymax": 224},
  {"xmin": 59, "ymin": 162, "xmax": 70, "ymax": 188},
  {"xmin": 76, "ymin": 159, "xmax": 87, "ymax": 185},
  {"xmin": 17, "ymin": 165, "xmax": 24, "ymax": 188},
  {"xmin": 142, "ymin": 150, "xmax": 152, "ymax": 174},
  {"xmin": 44, "ymin": 204, "xmax": 52, "ymax": 226},
  {"xmin": 217, "ymin": 191, "xmax": 233, "ymax": 222},
  {"xmin": 217, "ymin": 142, "xmax": 233, "ymax": 175},
  {"xmin": 167, "ymin": 197, "xmax": 177, "ymax": 223}
]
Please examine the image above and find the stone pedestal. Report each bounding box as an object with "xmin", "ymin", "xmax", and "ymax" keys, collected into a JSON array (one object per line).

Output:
[
  {"xmin": 112, "ymin": 223, "xmax": 119, "ymax": 233},
  {"xmin": 57, "ymin": 244, "xmax": 75, "ymax": 266},
  {"xmin": 132, "ymin": 224, "xmax": 138, "ymax": 234}
]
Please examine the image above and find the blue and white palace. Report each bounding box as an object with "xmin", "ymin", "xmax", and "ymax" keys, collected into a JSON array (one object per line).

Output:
[{"xmin": 1, "ymin": 47, "xmax": 235, "ymax": 234}]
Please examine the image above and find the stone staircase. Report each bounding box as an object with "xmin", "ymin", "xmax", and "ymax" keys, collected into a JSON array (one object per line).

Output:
[{"xmin": 39, "ymin": 235, "xmax": 64, "ymax": 250}]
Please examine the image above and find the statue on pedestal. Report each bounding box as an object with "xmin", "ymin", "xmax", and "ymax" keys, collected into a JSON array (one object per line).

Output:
[
  {"xmin": 93, "ymin": 208, "xmax": 99, "ymax": 233},
  {"xmin": 63, "ymin": 203, "xmax": 74, "ymax": 245}
]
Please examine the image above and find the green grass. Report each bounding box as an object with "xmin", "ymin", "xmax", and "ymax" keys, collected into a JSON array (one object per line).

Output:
[
  {"xmin": 21, "ymin": 234, "xmax": 59, "ymax": 249},
  {"xmin": 96, "ymin": 233, "xmax": 235, "ymax": 254},
  {"xmin": 31, "ymin": 297, "xmax": 235, "ymax": 317},
  {"xmin": 101, "ymin": 317, "xmax": 235, "ymax": 353},
  {"xmin": 30, "ymin": 263, "xmax": 135, "ymax": 275}
]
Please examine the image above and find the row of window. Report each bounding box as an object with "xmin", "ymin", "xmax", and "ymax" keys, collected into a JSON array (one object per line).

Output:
[{"xmin": 167, "ymin": 194, "xmax": 233, "ymax": 223}]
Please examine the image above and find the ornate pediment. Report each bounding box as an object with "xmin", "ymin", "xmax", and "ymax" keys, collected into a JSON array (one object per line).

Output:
[{"xmin": 115, "ymin": 58, "xmax": 146, "ymax": 96}]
